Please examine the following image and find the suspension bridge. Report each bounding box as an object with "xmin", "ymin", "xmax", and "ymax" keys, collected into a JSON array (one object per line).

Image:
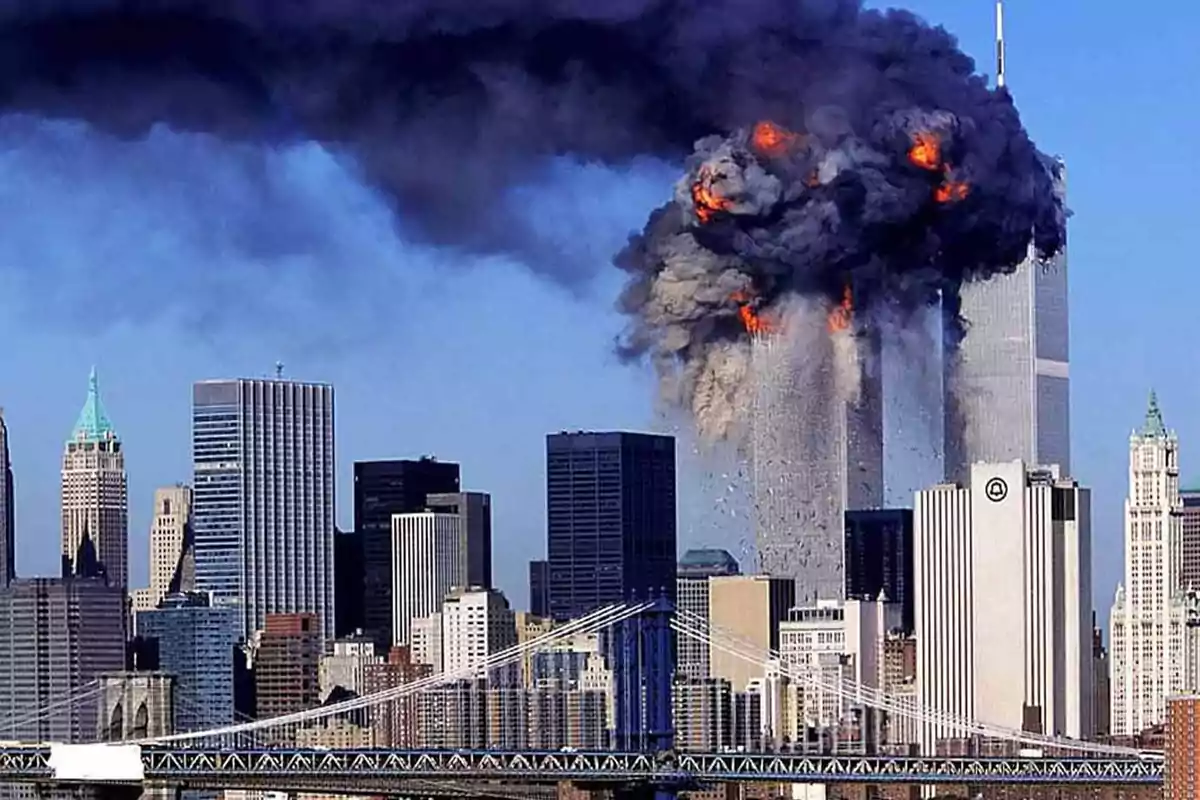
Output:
[{"xmin": 0, "ymin": 601, "xmax": 1165, "ymax": 797}]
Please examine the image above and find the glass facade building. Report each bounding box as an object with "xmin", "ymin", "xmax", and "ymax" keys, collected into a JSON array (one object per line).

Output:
[
  {"xmin": 137, "ymin": 592, "xmax": 238, "ymax": 733},
  {"xmin": 545, "ymin": 431, "xmax": 677, "ymax": 621},
  {"xmin": 192, "ymin": 379, "xmax": 336, "ymax": 640},
  {"xmin": 944, "ymin": 159, "xmax": 1070, "ymax": 482},
  {"xmin": 844, "ymin": 508, "xmax": 914, "ymax": 634}
]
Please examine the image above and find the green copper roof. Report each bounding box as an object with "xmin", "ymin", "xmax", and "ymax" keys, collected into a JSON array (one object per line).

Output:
[
  {"xmin": 1143, "ymin": 389, "xmax": 1166, "ymax": 437},
  {"xmin": 69, "ymin": 367, "xmax": 117, "ymax": 443}
]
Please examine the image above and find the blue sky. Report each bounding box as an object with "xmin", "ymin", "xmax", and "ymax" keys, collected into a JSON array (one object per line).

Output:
[{"xmin": 0, "ymin": 1, "xmax": 1195, "ymax": 617}]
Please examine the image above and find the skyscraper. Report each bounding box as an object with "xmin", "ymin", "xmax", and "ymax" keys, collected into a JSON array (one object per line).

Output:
[
  {"xmin": 844, "ymin": 509, "xmax": 914, "ymax": 634},
  {"xmin": 355, "ymin": 458, "xmax": 460, "ymax": 648},
  {"xmin": 528, "ymin": 559, "xmax": 549, "ymax": 617},
  {"xmin": 1109, "ymin": 393, "xmax": 1188, "ymax": 736},
  {"xmin": 391, "ymin": 511, "xmax": 465, "ymax": 646},
  {"xmin": 192, "ymin": 378, "xmax": 336, "ymax": 640},
  {"xmin": 0, "ymin": 577, "xmax": 126, "ymax": 742},
  {"xmin": 136, "ymin": 591, "xmax": 237, "ymax": 733},
  {"xmin": 334, "ymin": 528, "xmax": 365, "ymax": 637},
  {"xmin": 915, "ymin": 460, "xmax": 1092, "ymax": 745},
  {"xmin": 0, "ymin": 409, "xmax": 14, "ymax": 586},
  {"xmin": 676, "ymin": 548, "xmax": 740, "ymax": 680},
  {"xmin": 427, "ymin": 491, "xmax": 493, "ymax": 590},
  {"xmin": 61, "ymin": 368, "xmax": 128, "ymax": 589},
  {"xmin": 133, "ymin": 485, "xmax": 194, "ymax": 614},
  {"xmin": 546, "ymin": 431, "xmax": 677, "ymax": 621}
]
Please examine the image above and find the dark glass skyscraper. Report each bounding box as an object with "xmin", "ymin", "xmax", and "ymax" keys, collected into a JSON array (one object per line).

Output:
[
  {"xmin": 528, "ymin": 559, "xmax": 549, "ymax": 617},
  {"xmin": 546, "ymin": 431, "xmax": 677, "ymax": 620},
  {"xmin": 334, "ymin": 528, "xmax": 365, "ymax": 637},
  {"xmin": 355, "ymin": 458, "xmax": 460, "ymax": 647},
  {"xmin": 844, "ymin": 508, "xmax": 914, "ymax": 633},
  {"xmin": 0, "ymin": 411, "xmax": 13, "ymax": 586}
]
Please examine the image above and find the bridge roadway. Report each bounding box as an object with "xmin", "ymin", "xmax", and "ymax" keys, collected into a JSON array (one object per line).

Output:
[{"xmin": 0, "ymin": 744, "xmax": 1164, "ymax": 792}]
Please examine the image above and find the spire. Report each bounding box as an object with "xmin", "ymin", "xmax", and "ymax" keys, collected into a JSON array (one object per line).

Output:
[
  {"xmin": 69, "ymin": 367, "xmax": 117, "ymax": 444},
  {"xmin": 1143, "ymin": 389, "xmax": 1167, "ymax": 437},
  {"xmin": 995, "ymin": 0, "xmax": 1006, "ymax": 88}
]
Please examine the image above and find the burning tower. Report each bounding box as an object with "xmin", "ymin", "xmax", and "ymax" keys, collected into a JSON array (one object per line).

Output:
[{"xmin": 745, "ymin": 293, "xmax": 883, "ymax": 603}]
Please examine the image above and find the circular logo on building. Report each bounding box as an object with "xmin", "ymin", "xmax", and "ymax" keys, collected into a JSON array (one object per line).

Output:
[{"xmin": 984, "ymin": 477, "xmax": 1008, "ymax": 502}]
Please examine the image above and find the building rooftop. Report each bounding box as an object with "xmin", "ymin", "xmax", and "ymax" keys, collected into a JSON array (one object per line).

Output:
[
  {"xmin": 69, "ymin": 367, "xmax": 117, "ymax": 444},
  {"xmin": 678, "ymin": 548, "xmax": 740, "ymax": 578},
  {"xmin": 1142, "ymin": 389, "xmax": 1166, "ymax": 438}
]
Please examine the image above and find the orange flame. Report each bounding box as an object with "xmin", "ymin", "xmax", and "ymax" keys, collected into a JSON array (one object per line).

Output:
[
  {"xmin": 751, "ymin": 121, "xmax": 799, "ymax": 158},
  {"xmin": 827, "ymin": 285, "xmax": 853, "ymax": 333},
  {"xmin": 935, "ymin": 180, "xmax": 970, "ymax": 203},
  {"xmin": 908, "ymin": 132, "xmax": 941, "ymax": 171},
  {"xmin": 731, "ymin": 291, "xmax": 776, "ymax": 335},
  {"xmin": 691, "ymin": 167, "xmax": 733, "ymax": 223}
]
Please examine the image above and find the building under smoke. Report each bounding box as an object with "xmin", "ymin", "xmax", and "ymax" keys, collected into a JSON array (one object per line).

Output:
[
  {"xmin": 944, "ymin": 159, "xmax": 1070, "ymax": 482},
  {"xmin": 750, "ymin": 305, "xmax": 883, "ymax": 603}
]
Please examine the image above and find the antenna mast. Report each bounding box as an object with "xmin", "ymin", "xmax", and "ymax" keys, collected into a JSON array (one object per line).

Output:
[{"xmin": 995, "ymin": 0, "xmax": 1006, "ymax": 88}]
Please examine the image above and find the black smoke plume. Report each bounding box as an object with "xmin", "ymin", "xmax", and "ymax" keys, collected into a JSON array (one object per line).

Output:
[{"xmin": 0, "ymin": 0, "xmax": 1064, "ymax": 433}]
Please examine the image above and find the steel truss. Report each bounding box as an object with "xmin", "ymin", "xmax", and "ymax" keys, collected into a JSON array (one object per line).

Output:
[{"xmin": 132, "ymin": 748, "xmax": 1162, "ymax": 786}]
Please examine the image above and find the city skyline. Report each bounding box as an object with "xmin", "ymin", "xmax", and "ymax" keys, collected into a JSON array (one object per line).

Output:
[{"xmin": 0, "ymin": 0, "xmax": 1194, "ymax": 625}]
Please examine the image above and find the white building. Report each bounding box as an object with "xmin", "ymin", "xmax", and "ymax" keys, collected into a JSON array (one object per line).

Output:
[
  {"xmin": 1109, "ymin": 393, "xmax": 1190, "ymax": 736},
  {"xmin": 779, "ymin": 599, "xmax": 900, "ymax": 729},
  {"xmin": 133, "ymin": 485, "xmax": 194, "ymax": 614},
  {"xmin": 441, "ymin": 587, "xmax": 517, "ymax": 678},
  {"xmin": 915, "ymin": 460, "xmax": 1092, "ymax": 749},
  {"xmin": 412, "ymin": 613, "xmax": 443, "ymax": 673},
  {"xmin": 392, "ymin": 511, "xmax": 465, "ymax": 646},
  {"xmin": 319, "ymin": 636, "xmax": 382, "ymax": 701},
  {"xmin": 61, "ymin": 368, "xmax": 129, "ymax": 589}
]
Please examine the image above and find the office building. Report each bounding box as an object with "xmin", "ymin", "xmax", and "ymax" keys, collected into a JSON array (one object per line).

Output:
[
  {"xmin": 441, "ymin": 587, "xmax": 517, "ymax": 679},
  {"xmin": 1093, "ymin": 613, "xmax": 1111, "ymax": 739},
  {"xmin": 546, "ymin": 431, "xmax": 677, "ymax": 620},
  {"xmin": 528, "ymin": 560, "xmax": 549, "ymax": 617},
  {"xmin": 356, "ymin": 458, "xmax": 460, "ymax": 649},
  {"xmin": 255, "ymin": 613, "xmax": 322, "ymax": 721},
  {"xmin": 192, "ymin": 378, "xmax": 335, "ymax": 640},
  {"xmin": 427, "ymin": 492, "xmax": 492, "ymax": 590},
  {"xmin": 0, "ymin": 410, "xmax": 13, "ymax": 587},
  {"xmin": 1181, "ymin": 489, "xmax": 1200, "ymax": 591},
  {"xmin": 136, "ymin": 591, "xmax": 237, "ymax": 733},
  {"xmin": 707, "ymin": 575, "xmax": 795, "ymax": 692},
  {"xmin": 750, "ymin": 329, "xmax": 884, "ymax": 605},
  {"xmin": 915, "ymin": 460, "xmax": 1092, "ymax": 748},
  {"xmin": 133, "ymin": 485, "xmax": 194, "ymax": 614},
  {"xmin": 364, "ymin": 646, "xmax": 432, "ymax": 748},
  {"xmin": 779, "ymin": 598, "xmax": 900, "ymax": 728},
  {"xmin": 0, "ymin": 577, "xmax": 126, "ymax": 742},
  {"xmin": 845, "ymin": 509, "xmax": 914, "ymax": 633},
  {"xmin": 392, "ymin": 511, "xmax": 466, "ymax": 646},
  {"xmin": 334, "ymin": 528, "xmax": 365, "ymax": 637},
  {"xmin": 676, "ymin": 548, "xmax": 740, "ymax": 681},
  {"xmin": 1110, "ymin": 394, "xmax": 1189, "ymax": 736},
  {"xmin": 61, "ymin": 368, "xmax": 128, "ymax": 588},
  {"xmin": 319, "ymin": 635, "xmax": 381, "ymax": 701},
  {"xmin": 943, "ymin": 160, "xmax": 1070, "ymax": 483}
]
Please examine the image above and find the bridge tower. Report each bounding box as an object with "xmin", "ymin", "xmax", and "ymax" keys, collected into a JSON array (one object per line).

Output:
[{"xmin": 611, "ymin": 593, "xmax": 676, "ymax": 800}]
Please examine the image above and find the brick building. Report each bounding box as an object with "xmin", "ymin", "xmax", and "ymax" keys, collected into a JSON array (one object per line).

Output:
[{"xmin": 254, "ymin": 613, "xmax": 322, "ymax": 723}]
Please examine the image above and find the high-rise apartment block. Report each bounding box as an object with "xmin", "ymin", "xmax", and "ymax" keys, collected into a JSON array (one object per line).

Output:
[
  {"xmin": 915, "ymin": 460, "xmax": 1092, "ymax": 746},
  {"xmin": 546, "ymin": 431, "xmax": 677, "ymax": 620},
  {"xmin": 392, "ymin": 511, "xmax": 466, "ymax": 646},
  {"xmin": 356, "ymin": 458, "xmax": 460, "ymax": 648},
  {"xmin": 0, "ymin": 409, "xmax": 13, "ymax": 586},
  {"xmin": 1166, "ymin": 694, "xmax": 1200, "ymax": 800},
  {"xmin": 676, "ymin": 548, "xmax": 740, "ymax": 681},
  {"xmin": 319, "ymin": 635, "xmax": 381, "ymax": 701},
  {"xmin": 427, "ymin": 492, "xmax": 493, "ymax": 590},
  {"xmin": 61, "ymin": 369, "xmax": 128, "ymax": 588},
  {"xmin": 0, "ymin": 577, "xmax": 126, "ymax": 742},
  {"xmin": 1110, "ymin": 394, "xmax": 1189, "ymax": 736},
  {"xmin": 844, "ymin": 508, "xmax": 914, "ymax": 634},
  {"xmin": 943, "ymin": 160, "xmax": 1070, "ymax": 483},
  {"xmin": 133, "ymin": 485, "xmax": 194, "ymax": 614},
  {"xmin": 192, "ymin": 378, "xmax": 335, "ymax": 640},
  {"xmin": 136, "ymin": 591, "xmax": 237, "ymax": 733},
  {"xmin": 255, "ymin": 613, "xmax": 322, "ymax": 721}
]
